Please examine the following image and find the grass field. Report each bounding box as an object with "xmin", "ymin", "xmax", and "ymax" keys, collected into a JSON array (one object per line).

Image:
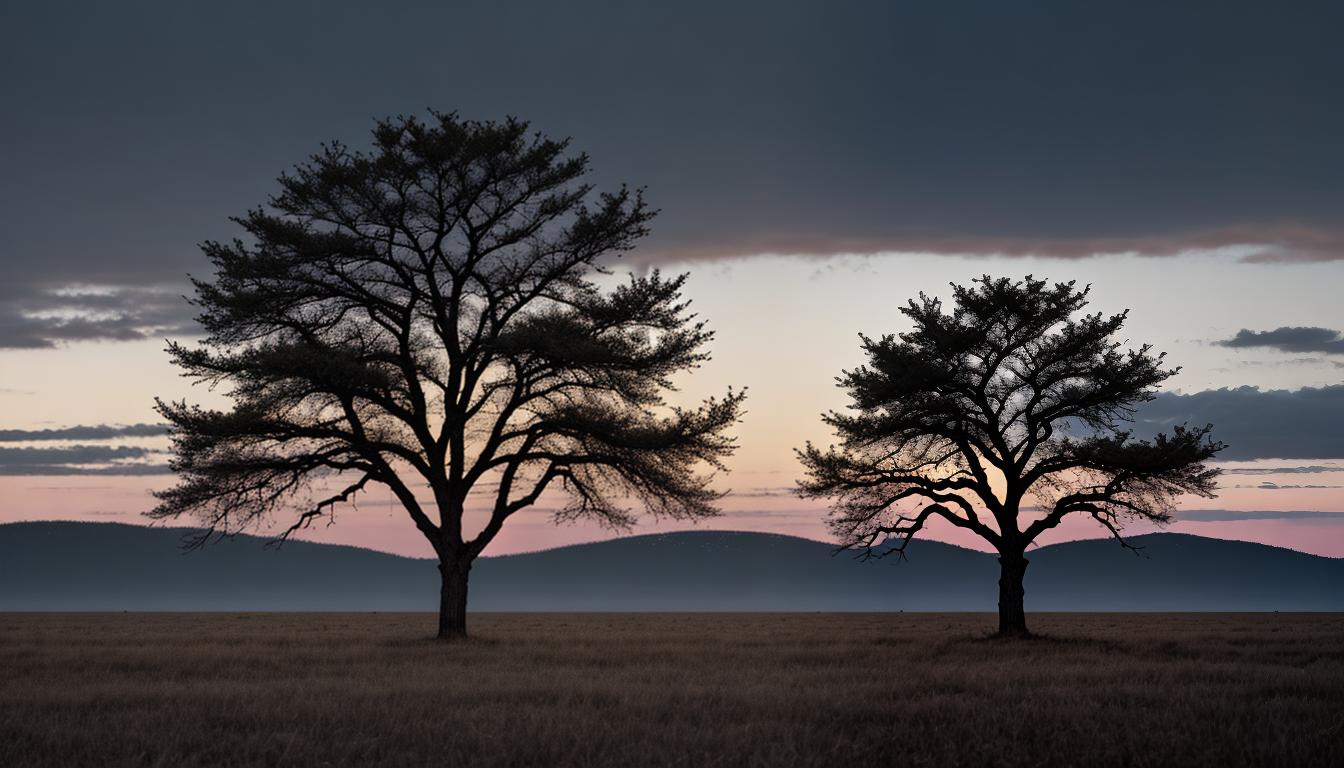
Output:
[{"xmin": 2, "ymin": 613, "xmax": 1342, "ymax": 767}]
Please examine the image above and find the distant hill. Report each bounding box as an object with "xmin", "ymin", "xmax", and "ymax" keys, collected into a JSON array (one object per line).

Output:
[{"xmin": 1, "ymin": 521, "xmax": 1341, "ymax": 611}]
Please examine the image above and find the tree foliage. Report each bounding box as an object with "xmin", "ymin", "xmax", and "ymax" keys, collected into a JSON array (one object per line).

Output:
[
  {"xmin": 798, "ymin": 276, "xmax": 1222, "ymax": 632},
  {"xmin": 150, "ymin": 113, "xmax": 744, "ymax": 634}
]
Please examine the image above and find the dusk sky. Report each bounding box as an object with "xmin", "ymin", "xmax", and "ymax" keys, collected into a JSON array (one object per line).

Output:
[{"xmin": 3, "ymin": 1, "xmax": 1343, "ymax": 557}]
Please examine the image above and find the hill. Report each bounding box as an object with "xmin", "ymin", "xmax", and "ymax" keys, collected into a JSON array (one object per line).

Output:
[{"xmin": 1, "ymin": 521, "xmax": 1340, "ymax": 611}]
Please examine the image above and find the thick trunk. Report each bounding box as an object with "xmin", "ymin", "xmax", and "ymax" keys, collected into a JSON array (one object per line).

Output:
[
  {"xmin": 997, "ymin": 552, "xmax": 1029, "ymax": 636},
  {"xmin": 437, "ymin": 558, "xmax": 471, "ymax": 640}
]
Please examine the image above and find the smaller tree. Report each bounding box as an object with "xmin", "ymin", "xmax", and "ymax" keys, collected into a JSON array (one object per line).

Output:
[{"xmin": 798, "ymin": 276, "xmax": 1223, "ymax": 635}]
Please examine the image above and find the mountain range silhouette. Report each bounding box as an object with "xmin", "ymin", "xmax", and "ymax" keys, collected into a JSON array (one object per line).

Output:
[{"xmin": 2, "ymin": 521, "xmax": 1340, "ymax": 611}]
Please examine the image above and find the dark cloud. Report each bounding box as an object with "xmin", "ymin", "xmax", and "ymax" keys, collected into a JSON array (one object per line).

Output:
[
  {"xmin": 0, "ymin": 445, "xmax": 155, "ymax": 465},
  {"xmin": 2, "ymin": 2, "xmax": 1342, "ymax": 345},
  {"xmin": 0, "ymin": 444, "xmax": 169, "ymax": 475},
  {"xmin": 1134, "ymin": 385, "xmax": 1344, "ymax": 460},
  {"xmin": 1176, "ymin": 510, "xmax": 1344, "ymax": 522},
  {"xmin": 641, "ymin": 227, "xmax": 1344, "ymax": 266},
  {"xmin": 1220, "ymin": 465, "xmax": 1342, "ymax": 475},
  {"xmin": 0, "ymin": 464, "xmax": 172, "ymax": 476},
  {"xmin": 0, "ymin": 424, "xmax": 169, "ymax": 442},
  {"xmin": 1217, "ymin": 327, "xmax": 1344, "ymax": 356},
  {"xmin": 0, "ymin": 443, "xmax": 170, "ymax": 476},
  {"xmin": 0, "ymin": 287, "xmax": 197, "ymax": 349}
]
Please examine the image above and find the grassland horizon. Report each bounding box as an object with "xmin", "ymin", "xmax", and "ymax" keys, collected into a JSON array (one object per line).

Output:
[{"xmin": 2, "ymin": 612, "xmax": 1341, "ymax": 767}]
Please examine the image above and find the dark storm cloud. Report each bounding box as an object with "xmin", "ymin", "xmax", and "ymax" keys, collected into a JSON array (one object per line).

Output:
[
  {"xmin": 0, "ymin": 287, "xmax": 198, "ymax": 349},
  {"xmin": 1134, "ymin": 385, "xmax": 1344, "ymax": 460},
  {"xmin": 0, "ymin": 445, "xmax": 153, "ymax": 464},
  {"xmin": 0, "ymin": 424, "xmax": 169, "ymax": 442},
  {"xmin": 1217, "ymin": 327, "xmax": 1344, "ymax": 356},
  {"xmin": 3, "ymin": 1, "xmax": 1343, "ymax": 344},
  {"xmin": 1176, "ymin": 510, "xmax": 1344, "ymax": 522},
  {"xmin": 0, "ymin": 444, "xmax": 170, "ymax": 475},
  {"xmin": 1220, "ymin": 465, "xmax": 1342, "ymax": 475}
]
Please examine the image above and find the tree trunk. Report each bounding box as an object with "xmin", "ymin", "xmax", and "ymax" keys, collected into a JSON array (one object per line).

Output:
[
  {"xmin": 437, "ymin": 558, "xmax": 471, "ymax": 640},
  {"xmin": 997, "ymin": 552, "xmax": 1029, "ymax": 636}
]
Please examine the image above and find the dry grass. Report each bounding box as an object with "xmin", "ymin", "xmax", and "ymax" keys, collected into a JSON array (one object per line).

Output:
[{"xmin": 2, "ymin": 613, "xmax": 1342, "ymax": 767}]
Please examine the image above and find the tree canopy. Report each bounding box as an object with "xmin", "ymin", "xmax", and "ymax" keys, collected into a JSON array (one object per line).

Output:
[
  {"xmin": 798, "ymin": 275, "xmax": 1223, "ymax": 634},
  {"xmin": 151, "ymin": 113, "xmax": 744, "ymax": 637}
]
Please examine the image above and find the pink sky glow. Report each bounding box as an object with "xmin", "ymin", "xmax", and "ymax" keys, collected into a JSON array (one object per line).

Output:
[
  {"xmin": 2, "ymin": 255, "xmax": 1342, "ymax": 561},
  {"xmin": 3, "ymin": 468, "xmax": 1340, "ymax": 559}
]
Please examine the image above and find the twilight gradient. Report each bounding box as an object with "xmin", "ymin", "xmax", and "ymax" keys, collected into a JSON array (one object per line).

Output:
[{"xmin": 2, "ymin": 252, "xmax": 1341, "ymax": 557}]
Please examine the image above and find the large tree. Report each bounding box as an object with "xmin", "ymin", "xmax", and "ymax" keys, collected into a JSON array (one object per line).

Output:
[
  {"xmin": 797, "ymin": 276, "xmax": 1223, "ymax": 635},
  {"xmin": 151, "ymin": 113, "xmax": 745, "ymax": 638}
]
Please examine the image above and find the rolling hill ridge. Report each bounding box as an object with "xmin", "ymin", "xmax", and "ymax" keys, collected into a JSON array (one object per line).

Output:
[{"xmin": 1, "ymin": 521, "xmax": 1340, "ymax": 611}]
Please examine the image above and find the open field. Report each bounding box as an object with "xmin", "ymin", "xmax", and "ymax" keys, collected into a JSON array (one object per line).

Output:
[{"xmin": 2, "ymin": 613, "xmax": 1342, "ymax": 767}]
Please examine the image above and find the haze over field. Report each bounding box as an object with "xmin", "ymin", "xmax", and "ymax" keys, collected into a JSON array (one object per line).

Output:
[{"xmin": 2, "ymin": 1, "xmax": 1342, "ymax": 558}]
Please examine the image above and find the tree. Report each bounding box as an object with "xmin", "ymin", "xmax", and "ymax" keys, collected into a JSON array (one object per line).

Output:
[
  {"xmin": 150, "ymin": 113, "xmax": 745, "ymax": 639},
  {"xmin": 797, "ymin": 276, "xmax": 1223, "ymax": 635}
]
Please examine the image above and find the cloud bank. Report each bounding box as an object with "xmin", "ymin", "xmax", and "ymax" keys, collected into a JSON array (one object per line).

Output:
[
  {"xmin": 1135, "ymin": 385, "xmax": 1344, "ymax": 460},
  {"xmin": 1218, "ymin": 327, "xmax": 1344, "ymax": 356},
  {"xmin": 0, "ymin": 444, "xmax": 170, "ymax": 475},
  {"xmin": 0, "ymin": 287, "xmax": 197, "ymax": 350},
  {"xmin": 0, "ymin": 427, "xmax": 172, "ymax": 474},
  {"xmin": 1220, "ymin": 465, "xmax": 1342, "ymax": 475},
  {"xmin": 2, "ymin": 2, "xmax": 1342, "ymax": 344},
  {"xmin": 0, "ymin": 424, "xmax": 169, "ymax": 442}
]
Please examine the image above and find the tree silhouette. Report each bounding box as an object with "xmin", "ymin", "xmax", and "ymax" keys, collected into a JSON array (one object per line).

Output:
[
  {"xmin": 797, "ymin": 276, "xmax": 1223, "ymax": 635},
  {"xmin": 150, "ymin": 113, "xmax": 745, "ymax": 638}
]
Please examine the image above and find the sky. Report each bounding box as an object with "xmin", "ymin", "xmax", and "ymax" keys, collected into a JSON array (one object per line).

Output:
[{"xmin": 2, "ymin": 1, "xmax": 1343, "ymax": 558}]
